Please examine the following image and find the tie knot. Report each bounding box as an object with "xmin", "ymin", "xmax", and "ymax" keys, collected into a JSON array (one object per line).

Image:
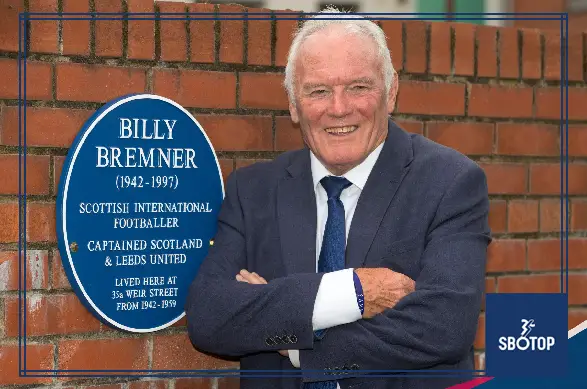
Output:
[{"xmin": 320, "ymin": 176, "xmax": 352, "ymax": 200}]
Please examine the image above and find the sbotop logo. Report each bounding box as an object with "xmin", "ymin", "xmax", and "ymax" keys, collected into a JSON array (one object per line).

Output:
[{"xmin": 498, "ymin": 319, "xmax": 556, "ymax": 351}]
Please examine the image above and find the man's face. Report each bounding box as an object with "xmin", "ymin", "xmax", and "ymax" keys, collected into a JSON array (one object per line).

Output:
[{"xmin": 289, "ymin": 26, "xmax": 398, "ymax": 175}]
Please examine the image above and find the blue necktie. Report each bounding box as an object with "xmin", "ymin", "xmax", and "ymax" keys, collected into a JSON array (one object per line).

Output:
[{"xmin": 305, "ymin": 176, "xmax": 352, "ymax": 389}]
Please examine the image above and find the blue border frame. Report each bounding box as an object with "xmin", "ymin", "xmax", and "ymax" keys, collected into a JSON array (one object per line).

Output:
[{"xmin": 17, "ymin": 11, "xmax": 569, "ymax": 379}]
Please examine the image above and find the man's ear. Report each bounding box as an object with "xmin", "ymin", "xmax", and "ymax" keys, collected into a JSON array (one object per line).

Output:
[
  {"xmin": 289, "ymin": 101, "xmax": 300, "ymax": 123},
  {"xmin": 387, "ymin": 71, "xmax": 399, "ymax": 113}
]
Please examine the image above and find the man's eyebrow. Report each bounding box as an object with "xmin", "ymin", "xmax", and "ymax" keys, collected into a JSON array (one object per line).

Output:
[
  {"xmin": 350, "ymin": 77, "xmax": 375, "ymax": 84},
  {"xmin": 301, "ymin": 83, "xmax": 328, "ymax": 90},
  {"xmin": 302, "ymin": 78, "xmax": 375, "ymax": 90}
]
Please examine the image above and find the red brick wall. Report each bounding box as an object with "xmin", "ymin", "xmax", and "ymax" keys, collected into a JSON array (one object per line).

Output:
[{"xmin": 0, "ymin": 1, "xmax": 586, "ymax": 387}]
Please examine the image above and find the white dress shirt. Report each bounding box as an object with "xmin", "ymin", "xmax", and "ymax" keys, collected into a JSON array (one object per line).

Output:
[{"xmin": 288, "ymin": 142, "xmax": 385, "ymax": 382}]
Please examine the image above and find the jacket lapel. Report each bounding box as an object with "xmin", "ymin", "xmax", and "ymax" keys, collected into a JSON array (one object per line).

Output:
[
  {"xmin": 278, "ymin": 149, "xmax": 318, "ymax": 275},
  {"xmin": 345, "ymin": 120, "xmax": 414, "ymax": 269}
]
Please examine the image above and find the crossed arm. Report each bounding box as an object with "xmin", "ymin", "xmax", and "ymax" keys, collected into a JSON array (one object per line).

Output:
[{"xmin": 185, "ymin": 162, "xmax": 490, "ymax": 374}]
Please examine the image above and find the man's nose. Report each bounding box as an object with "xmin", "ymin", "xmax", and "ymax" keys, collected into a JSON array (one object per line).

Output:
[{"xmin": 327, "ymin": 90, "xmax": 353, "ymax": 117}]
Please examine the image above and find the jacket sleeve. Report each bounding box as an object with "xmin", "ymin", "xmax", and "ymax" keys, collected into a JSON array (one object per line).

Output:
[
  {"xmin": 184, "ymin": 169, "xmax": 323, "ymax": 357},
  {"xmin": 298, "ymin": 162, "xmax": 491, "ymax": 380}
]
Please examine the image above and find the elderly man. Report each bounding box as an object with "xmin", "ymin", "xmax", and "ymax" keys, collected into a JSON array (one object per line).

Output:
[{"xmin": 185, "ymin": 8, "xmax": 490, "ymax": 389}]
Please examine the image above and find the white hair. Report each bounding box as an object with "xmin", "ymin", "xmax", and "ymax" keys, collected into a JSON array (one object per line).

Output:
[{"xmin": 283, "ymin": 6, "xmax": 396, "ymax": 103}]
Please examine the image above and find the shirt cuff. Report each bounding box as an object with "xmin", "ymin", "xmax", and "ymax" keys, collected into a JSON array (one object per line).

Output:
[
  {"xmin": 288, "ymin": 349, "xmax": 300, "ymax": 368},
  {"xmin": 312, "ymin": 268, "xmax": 362, "ymax": 331}
]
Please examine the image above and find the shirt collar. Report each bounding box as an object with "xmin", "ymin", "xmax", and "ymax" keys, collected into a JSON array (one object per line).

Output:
[{"xmin": 310, "ymin": 141, "xmax": 385, "ymax": 191}]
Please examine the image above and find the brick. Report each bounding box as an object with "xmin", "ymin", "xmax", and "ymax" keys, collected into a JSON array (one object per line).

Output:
[
  {"xmin": 395, "ymin": 120, "xmax": 423, "ymax": 135},
  {"xmin": 0, "ymin": 203, "xmax": 18, "ymax": 243},
  {"xmin": 240, "ymin": 72, "xmax": 288, "ymax": 110},
  {"xmin": 275, "ymin": 116, "xmax": 303, "ymax": 151},
  {"xmin": 543, "ymin": 30, "xmax": 561, "ymax": 81},
  {"xmin": 569, "ymin": 126, "xmax": 587, "ymax": 157},
  {"xmin": 0, "ymin": 344, "xmax": 54, "ymax": 385},
  {"xmin": 429, "ymin": 22, "xmax": 450, "ymax": 75},
  {"xmin": 52, "ymin": 250, "xmax": 71, "ymax": 289},
  {"xmin": 95, "ymin": 0, "xmax": 123, "ymax": 58},
  {"xmin": 0, "ymin": 106, "xmax": 93, "ymax": 148},
  {"xmin": 128, "ymin": 380, "xmax": 168, "ymax": 389},
  {"xmin": 498, "ymin": 274, "xmax": 560, "ymax": 294},
  {"xmin": 188, "ymin": 3, "xmax": 215, "ymax": 64},
  {"xmin": 569, "ymin": 309, "xmax": 587, "ymax": 330},
  {"xmin": 196, "ymin": 115, "xmax": 272, "ymax": 151},
  {"xmin": 27, "ymin": 202, "xmax": 56, "ymax": 243},
  {"xmin": 569, "ymin": 274, "xmax": 587, "ymax": 305},
  {"xmin": 530, "ymin": 164, "xmax": 587, "ymax": 195},
  {"xmin": 468, "ymin": 85, "xmax": 533, "ymax": 118},
  {"xmin": 476, "ymin": 25, "xmax": 498, "ymax": 77},
  {"xmin": 572, "ymin": 200, "xmax": 587, "ymax": 231},
  {"xmin": 175, "ymin": 378, "xmax": 211, "ymax": 389},
  {"xmin": 535, "ymin": 87, "xmax": 587, "ymax": 121},
  {"xmin": 218, "ymin": 378, "xmax": 240, "ymax": 389},
  {"xmin": 57, "ymin": 63, "xmax": 145, "ymax": 103},
  {"xmin": 426, "ymin": 121, "xmax": 493, "ymax": 155},
  {"xmin": 0, "ymin": 59, "xmax": 52, "ymax": 100},
  {"xmin": 452, "ymin": 23, "xmax": 474, "ymax": 77},
  {"xmin": 4, "ymin": 293, "xmax": 101, "ymax": 336},
  {"xmin": 128, "ymin": 0, "xmax": 155, "ymax": 60},
  {"xmin": 158, "ymin": 2, "xmax": 187, "ymax": 62},
  {"xmin": 0, "ymin": 250, "xmax": 49, "ymax": 291},
  {"xmin": 508, "ymin": 200, "xmax": 538, "ymax": 233},
  {"xmin": 0, "ymin": 155, "xmax": 50, "ymax": 195},
  {"xmin": 275, "ymin": 11, "xmax": 299, "ymax": 67},
  {"xmin": 540, "ymin": 199, "xmax": 562, "ymax": 233},
  {"xmin": 528, "ymin": 239, "xmax": 587, "ymax": 271},
  {"xmin": 219, "ymin": 4, "xmax": 244, "ymax": 64},
  {"xmin": 58, "ymin": 338, "xmax": 149, "ymax": 370},
  {"xmin": 498, "ymin": 27, "xmax": 519, "ymax": 79},
  {"xmin": 153, "ymin": 334, "xmax": 239, "ymax": 370},
  {"xmin": 0, "ymin": 0, "xmax": 24, "ymax": 52},
  {"xmin": 62, "ymin": 0, "xmax": 90, "ymax": 55},
  {"xmin": 568, "ymin": 32, "xmax": 584, "ymax": 82},
  {"xmin": 54, "ymin": 156, "xmax": 65, "ymax": 195},
  {"xmin": 218, "ymin": 158, "xmax": 234, "ymax": 184},
  {"xmin": 404, "ymin": 21, "xmax": 427, "ymax": 74},
  {"xmin": 486, "ymin": 277, "xmax": 496, "ymax": 294},
  {"xmin": 489, "ymin": 200, "xmax": 506, "ymax": 233},
  {"xmin": 29, "ymin": 0, "xmax": 58, "ymax": 54},
  {"xmin": 474, "ymin": 313, "xmax": 485, "ymax": 349},
  {"xmin": 379, "ymin": 20, "xmax": 403, "ymax": 71},
  {"xmin": 480, "ymin": 163, "xmax": 527, "ymax": 194},
  {"xmin": 496, "ymin": 123, "xmax": 559, "ymax": 156},
  {"xmin": 247, "ymin": 8, "xmax": 272, "ymax": 65},
  {"xmin": 153, "ymin": 69, "xmax": 236, "ymax": 109},
  {"xmin": 569, "ymin": 239, "xmax": 587, "ymax": 270},
  {"xmin": 486, "ymin": 239, "xmax": 526, "ymax": 273},
  {"xmin": 521, "ymin": 28, "xmax": 541, "ymax": 79},
  {"xmin": 397, "ymin": 81, "xmax": 465, "ymax": 116}
]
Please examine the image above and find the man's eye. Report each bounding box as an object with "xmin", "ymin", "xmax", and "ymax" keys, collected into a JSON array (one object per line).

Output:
[
  {"xmin": 310, "ymin": 89, "xmax": 327, "ymax": 96},
  {"xmin": 350, "ymin": 85, "xmax": 368, "ymax": 91}
]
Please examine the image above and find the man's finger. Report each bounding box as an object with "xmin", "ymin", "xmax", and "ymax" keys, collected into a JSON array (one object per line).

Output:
[{"xmin": 238, "ymin": 269, "xmax": 266, "ymax": 284}]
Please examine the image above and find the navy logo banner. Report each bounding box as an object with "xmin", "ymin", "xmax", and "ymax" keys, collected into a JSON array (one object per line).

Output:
[
  {"xmin": 56, "ymin": 94, "xmax": 224, "ymax": 333},
  {"xmin": 485, "ymin": 293, "xmax": 568, "ymax": 377}
]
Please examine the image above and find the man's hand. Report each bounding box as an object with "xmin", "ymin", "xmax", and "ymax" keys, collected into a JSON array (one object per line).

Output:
[
  {"xmin": 354, "ymin": 268, "xmax": 415, "ymax": 319},
  {"xmin": 235, "ymin": 269, "xmax": 289, "ymax": 358}
]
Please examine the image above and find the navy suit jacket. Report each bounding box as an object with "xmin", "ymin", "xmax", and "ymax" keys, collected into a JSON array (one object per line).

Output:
[{"xmin": 185, "ymin": 119, "xmax": 491, "ymax": 389}]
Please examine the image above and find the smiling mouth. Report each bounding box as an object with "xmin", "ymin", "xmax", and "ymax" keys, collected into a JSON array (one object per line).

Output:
[{"xmin": 324, "ymin": 126, "xmax": 358, "ymax": 135}]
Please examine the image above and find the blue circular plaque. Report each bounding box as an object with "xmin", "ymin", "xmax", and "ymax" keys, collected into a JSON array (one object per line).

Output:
[{"xmin": 56, "ymin": 94, "xmax": 224, "ymax": 333}]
